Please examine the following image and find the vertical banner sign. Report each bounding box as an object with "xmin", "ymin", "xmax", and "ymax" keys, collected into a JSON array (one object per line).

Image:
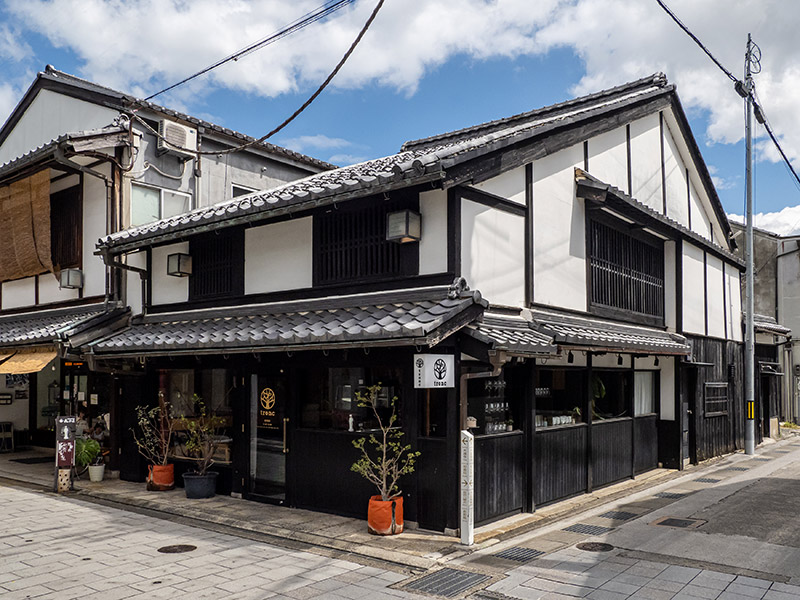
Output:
[
  {"xmin": 258, "ymin": 386, "xmax": 281, "ymax": 430},
  {"xmin": 414, "ymin": 354, "xmax": 455, "ymax": 388},
  {"xmin": 460, "ymin": 430, "xmax": 474, "ymax": 546},
  {"xmin": 55, "ymin": 415, "xmax": 76, "ymax": 467}
]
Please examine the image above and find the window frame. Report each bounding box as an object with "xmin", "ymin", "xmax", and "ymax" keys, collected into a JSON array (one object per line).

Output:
[
  {"xmin": 703, "ymin": 382, "xmax": 729, "ymax": 417},
  {"xmin": 231, "ymin": 184, "xmax": 257, "ymax": 198},
  {"xmin": 50, "ymin": 184, "xmax": 83, "ymax": 271},
  {"xmin": 130, "ymin": 181, "xmax": 193, "ymax": 227},
  {"xmin": 188, "ymin": 228, "xmax": 245, "ymax": 301}
]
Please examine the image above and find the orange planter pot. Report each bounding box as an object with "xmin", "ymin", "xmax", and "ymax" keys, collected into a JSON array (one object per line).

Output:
[
  {"xmin": 367, "ymin": 495, "xmax": 404, "ymax": 535},
  {"xmin": 147, "ymin": 464, "xmax": 175, "ymax": 491}
]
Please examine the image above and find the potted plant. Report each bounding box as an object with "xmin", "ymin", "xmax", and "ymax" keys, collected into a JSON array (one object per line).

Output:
[
  {"xmin": 351, "ymin": 385, "xmax": 420, "ymax": 535},
  {"xmin": 132, "ymin": 391, "xmax": 176, "ymax": 490},
  {"xmin": 179, "ymin": 395, "xmax": 224, "ymax": 499},
  {"xmin": 75, "ymin": 438, "xmax": 104, "ymax": 482},
  {"xmin": 506, "ymin": 418, "xmax": 514, "ymax": 432}
]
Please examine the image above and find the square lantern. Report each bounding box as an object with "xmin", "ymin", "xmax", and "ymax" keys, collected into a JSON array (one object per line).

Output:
[
  {"xmin": 167, "ymin": 253, "xmax": 192, "ymax": 277},
  {"xmin": 59, "ymin": 268, "xmax": 83, "ymax": 289},
  {"xmin": 386, "ymin": 209, "xmax": 421, "ymax": 243}
]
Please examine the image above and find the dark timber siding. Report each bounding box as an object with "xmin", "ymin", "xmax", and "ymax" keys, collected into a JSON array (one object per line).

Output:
[
  {"xmin": 474, "ymin": 433, "xmax": 525, "ymax": 524},
  {"xmin": 534, "ymin": 425, "xmax": 587, "ymax": 505},
  {"xmin": 634, "ymin": 415, "xmax": 659, "ymax": 473},
  {"xmin": 591, "ymin": 418, "xmax": 633, "ymax": 487}
]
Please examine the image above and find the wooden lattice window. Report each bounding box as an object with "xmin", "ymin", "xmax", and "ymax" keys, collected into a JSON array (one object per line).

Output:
[
  {"xmin": 588, "ymin": 218, "xmax": 664, "ymax": 322},
  {"xmin": 189, "ymin": 229, "xmax": 244, "ymax": 300},
  {"xmin": 315, "ymin": 201, "xmax": 403, "ymax": 285},
  {"xmin": 704, "ymin": 382, "xmax": 729, "ymax": 417},
  {"xmin": 50, "ymin": 186, "xmax": 82, "ymax": 270}
]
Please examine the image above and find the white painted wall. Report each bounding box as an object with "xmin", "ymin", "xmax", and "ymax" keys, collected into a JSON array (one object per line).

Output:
[
  {"xmin": 725, "ymin": 263, "xmax": 743, "ymax": 342},
  {"xmin": 2, "ymin": 278, "xmax": 36, "ymax": 309},
  {"xmin": 689, "ymin": 180, "xmax": 711, "ymax": 240},
  {"xmin": 706, "ymin": 254, "xmax": 726, "ymax": 338},
  {"xmin": 664, "ymin": 241, "xmax": 677, "ymax": 331},
  {"xmin": 245, "ymin": 217, "xmax": 313, "ymax": 295},
  {"xmin": 460, "ymin": 200, "xmax": 525, "ymax": 307},
  {"xmin": 0, "ymin": 89, "xmax": 119, "ymax": 165},
  {"xmin": 532, "ymin": 144, "xmax": 586, "ymax": 311},
  {"xmin": 419, "ymin": 189, "xmax": 448, "ymax": 276},
  {"xmin": 629, "ymin": 113, "xmax": 662, "ymax": 212},
  {"xmin": 38, "ymin": 275, "xmax": 79, "ymax": 304},
  {"xmin": 660, "ymin": 356, "xmax": 676, "ymax": 421},
  {"xmin": 151, "ymin": 243, "xmax": 189, "ymax": 305},
  {"xmin": 663, "ymin": 124, "xmax": 689, "ymax": 227},
  {"xmin": 474, "ymin": 166, "xmax": 526, "ymax": 205},
  {"xmin": 125, "ymin": 251, "xmax": 146, "ymax": 315},
  {"xmin": 587, "ymin": 126, "xmax": 628, "ymax": 194},
  {"xmin": 682, "ymin": 243, "xmax": 706, "ymax": 335},
  {"xmin": 50, "ymin": 173, "xmax": 79, "ymax": 194},
  {"xmin": 82, "ymin": 166, "xmax": 109, "ymax": 298},
  {"xmin": 0, "ymin": 376, "xmax": 30, "ymax": 431}
]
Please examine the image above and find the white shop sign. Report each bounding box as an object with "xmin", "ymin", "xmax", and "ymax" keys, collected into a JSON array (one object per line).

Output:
[
  {"xmin": 460, "ymin": 430, "xmax": 474, "ymax": 546},
  {"xmin": 413, "ymin": 354, "xmax": 454, "ymax": 388}
]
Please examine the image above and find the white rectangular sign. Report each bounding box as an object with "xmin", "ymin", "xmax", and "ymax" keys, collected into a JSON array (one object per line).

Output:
[
  {"xmin": 460, "ymin": 430, "xmax": 474, "ymax": 546},
  {"xmin": 414, "ymin": 354, "xmax": 455, "ymax": 388}
]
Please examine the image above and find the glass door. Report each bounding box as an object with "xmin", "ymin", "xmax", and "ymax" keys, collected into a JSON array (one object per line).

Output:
[{"xmin": 250, "ymin": 373, "xmax": 288, "ymax": 503}]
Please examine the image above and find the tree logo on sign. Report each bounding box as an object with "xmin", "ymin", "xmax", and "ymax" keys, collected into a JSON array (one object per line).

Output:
[
  {"xmin": 433, "ymin": 358, "xmax": 447, "ymax": 381},
  {"xmin": 260, "ymin": 388, "xmax": 276, "ymax": 411}
]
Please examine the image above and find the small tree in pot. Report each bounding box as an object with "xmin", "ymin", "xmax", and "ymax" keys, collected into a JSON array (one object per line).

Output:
[
  {"xmin": 351, "ymin": 385, "xmax": 420, "ymax": 535},
  {"xmin": 75, "ymin": 438, "xmax": 105, "ymax": 482},
  {"xmin": 132, "ymin": 392, "xmax": 176, "ymax": 490},
  {"xmin": 179, "ymin": 395, "xmax": 224, "ymax": 499}
]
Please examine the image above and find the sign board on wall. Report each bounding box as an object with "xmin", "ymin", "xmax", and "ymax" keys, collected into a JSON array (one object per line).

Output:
[
  {"xmin": 414, "ymin": 354, "xmax": 454, "ymax": 388},
  {"xmin": 460, "ymin": 430, "xmax": 474, "ymax": 546},
  {"xmin": 258, "ymin": 386, "xmax": 280, "ymax": 430}
]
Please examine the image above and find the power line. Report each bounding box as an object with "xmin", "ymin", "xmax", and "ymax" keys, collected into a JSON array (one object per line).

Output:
[
  {"xmin": 133, "ymin": 0, "xmax": 385, "ymax": 157},
  {"xmin": 144, "ymin": 0, "xmax": 355, "ymax": 101}
]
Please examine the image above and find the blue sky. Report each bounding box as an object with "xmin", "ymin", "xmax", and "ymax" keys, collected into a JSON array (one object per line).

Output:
[{"xmin": 2, "ymin": 0, "xmax": 799, "ymax": 232}]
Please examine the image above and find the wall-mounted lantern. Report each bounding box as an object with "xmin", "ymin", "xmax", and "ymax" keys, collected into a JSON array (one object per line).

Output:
[
  {"xmin": 167, "ymin": 253, "xmax": 192, "ymax": 277},
  {"xmin": 386, "ymin": 209, "xmax": 421, "ymax": 243},
  {"xmin": 59, "ymin": 268, "xmax": 83, "ymax": 290}
]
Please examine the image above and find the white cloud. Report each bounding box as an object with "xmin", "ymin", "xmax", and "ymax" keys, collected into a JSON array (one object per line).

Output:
[
  {"xmin": 707, "ymin": 165, "xmax": 738, "ymax": 191},
  {"xmin": 280, "ymin": 134, "xmax": 353, "ymax": 153},
  {"xmin": 728, "ymin": 206, "xmax": 800, "ymax": 236},
  {"xmin": 0, "ymin": 24, "xmax": 31, "ymax": 62},
  {"xmin": 327, "ymin": 153, "xmax": 370, "ymax": 167}
]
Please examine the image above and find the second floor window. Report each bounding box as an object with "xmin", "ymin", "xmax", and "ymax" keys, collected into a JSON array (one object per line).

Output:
[
  {"xmin": 189, "ymin": 228, "xmax": 244, "ymax": 301},
  {"xmin": 588, "ymin": 217, "xmax": 664, "ymax": 323},
  {"xmin": 131, "ymin": 183, "xmax": 191, "ymax": 227},
  {"xmin": 50, "ymin": 186, "xmax": 82, "ymax": 270}
]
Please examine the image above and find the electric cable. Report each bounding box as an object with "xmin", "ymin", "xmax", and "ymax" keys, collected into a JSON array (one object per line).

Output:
[
  {"xmin": 132, "ymin": 0, "xmax": 385, "ymax": 157},
  {"xmin": 144, "ymin": 0, "xmax": 354, "ymax": 101}
]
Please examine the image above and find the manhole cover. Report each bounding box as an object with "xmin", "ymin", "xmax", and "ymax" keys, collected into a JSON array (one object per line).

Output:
[
  {"xmin": 599, "ymin": 510, "xmax": 638, "ymax": 521},
  {"xmin": 493, "ymin": 547, "xmax": 544, "ymax": 562},
  {"xmin": 404, "ymin": 568, "xmax": 489, "ymax": 597},
  {"xmin": 157, "ymin": 545, "xmax": 197, "ymax": 554},
  {"xmin": 655, "ymin": 491, "xmax": 687, "ymax": 499},
  {"xmin": 563, "ymin": 523, "xmax": 614, "ymax": 536},
  {"xmin": 576, "ymin": 542, "xmax": 614, "ymax": 552},
  {"xmin": 651, "ymin": 516, "xmax": 705, "ymax": 529},
  {"xmin": 696, "ymin": 478, "xmax": 721, "ymax": 484}
]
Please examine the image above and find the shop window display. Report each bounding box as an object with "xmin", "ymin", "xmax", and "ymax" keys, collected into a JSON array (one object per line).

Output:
[{"xmin": 535, "ymin": 368, "xmax": 585, "ymax": 428}]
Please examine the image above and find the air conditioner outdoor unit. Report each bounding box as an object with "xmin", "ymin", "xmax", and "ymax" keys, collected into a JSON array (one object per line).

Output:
[{"xmin": 157, "ymin": 119, "xmax": 197, "ymax": 160}]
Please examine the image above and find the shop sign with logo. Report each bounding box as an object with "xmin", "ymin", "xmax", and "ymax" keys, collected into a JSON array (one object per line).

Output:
[
  {"xmin": 414, "ymin": 354, "xmax": 454, "ymax": 388},
  {"xmin": 258, "ymin": 387, "xmax": 281, "ymax": 430},
  {"xmin": 55, "ymin": 415, "xmax": 76, "ymax": 468}
]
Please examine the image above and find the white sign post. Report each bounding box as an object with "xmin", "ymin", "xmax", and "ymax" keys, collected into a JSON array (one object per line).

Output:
[
  {"xmin": 414, "ymin": 354, "xmax": 455, "ymax": 388},
  {"xmin": 460, "ymin": 430, "xmax": 474, "ymax": 546}
]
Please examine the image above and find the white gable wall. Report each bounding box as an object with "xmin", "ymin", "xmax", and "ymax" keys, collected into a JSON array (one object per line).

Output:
[
  {"xmin": 587, "ymin": 126, "xmax": 628, "ymax": 194},
  {"xmin": 689, "ymin": 180, "xmax": 711, "ymax": 240},
  {"xmin": 682, "ymin": 242, "xmax": 706, "ymax": 335},
  {"xmin": 419, "ymin": 189, "xmax": 448, "ymax": 276},
  {"xmin": 663, "ymin": 124, "xmax": 689, "ymax": 228},
  {"xmin": 629, "ymin": 113, "xmax": 662, "ymax": 212},
  {"xmin": 474, "ymin": 166, "xmax": 526, "ymax": 205},
  {"xmin": 125, "ymin": 251, "xmax": 146, "ymax": 315},
  {"xmin": 245, "ymin": 217, "xmax": 313, "ymax": 295},
  {"xmin": 82, "ymin": 165, "xmax": 109, "ymax": 298},
  {"xmin": 664, "ymin": 241, "xmax": 677, "ymax": 331},
  {"xmin": 461, "ymin": 200, "xmax": 525, "ymax": 307},
  {"xmin": 532, "ymin": 143, "xmax": 586, "ymax": 311},
  {"xmin": 706, "ymin": 254, "xmax": 726, "ymax": 338},
  {"xmin": 725, "ymin": 263, "xmax": 743, "ymax": 342},
  {"xmin": 0, "ymin": 89, "xmax": 119, "ymax": 165}
]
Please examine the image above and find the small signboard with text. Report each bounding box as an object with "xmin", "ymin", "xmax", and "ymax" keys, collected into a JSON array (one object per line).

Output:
[
  {"xmin": 414, "ymin": 354, "xmax": 454, "ymax": 389},
  {"xmin": 55, "ymin": 416, "xmax": 76, "ymax": 468},
  {"xmin": 258, "ymin": 386, "xmax": 281, "ymax": 430}
]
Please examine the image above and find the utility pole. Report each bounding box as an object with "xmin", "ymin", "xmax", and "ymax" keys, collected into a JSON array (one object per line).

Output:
[{"xmin": 743, "ymin": 33, "xmax": 756, "ymax": 455}]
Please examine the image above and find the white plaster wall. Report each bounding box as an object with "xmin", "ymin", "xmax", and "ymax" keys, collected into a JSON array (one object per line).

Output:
[
  {"xmin": 50, "ymin": 174, "xmax": 79, "ymax": 194},
  {"xmin": 151, "ymin": 243, "xmax": 189, "ymax": 305},
  {"xmin": 629, "ymin": 113, "xmax": 663, "ymax": 212},
  {"xmin": 660, "ymin": 356, "xmax": 676, "ymax": 421},
  {"xmin": 725, "ymin": 263, "xmax": 743, "ymax": 342},
  {"xmin": 587, "ymin": 126, "xmax": 628, "ymax": 193},
  {"xmin": 38, "ymin": 275, "xmax": 79, "ymax": 305},
  {"xmin": 460, "ymin": 200, "xmax": 525, "ymax": 307},
  {"xmin": 125, "ymin": 251, "xmax": 146, "ymax": 315},
  {"xmin": 532, "ymin": 144, "xmax": 586, "ymax": 312},
  {"xmin": 474, "ymin": 166, "xmax": 526, "ymax": 205},
  {"xmin": 663, "ymin": 124, "xmax": 688, "ymax": 227},
  {"xmin": 2, "ymin": 278, "xmax": 36, "ymax": 309},
  {"xmin": 682, "ymin": 243, "xmax": 706, "ymax": 335},
  {"xmin": 689, "ymin": 180, "xmax": 711, "ymax": 240},
  {"xmin": 82, "ymin": 168, "xmax": 109, "ymax": 298},
  {"xmin": 706, "ymin": 254, "xmax": 726, "ymax": 338},
  {"xmin": 419, "ymin": 189, "xmax": 448, "ymax": 276},
  {"xmin": 664, "ymin": 241, "xmax": 677, "ymax": 331},
  {"xmin": 245, "ymin": 217, "xmax": 313, "ymax": 294},
  {"xmin": 0, "ymin": 89, "xmax": 119, "ymax": 165}
]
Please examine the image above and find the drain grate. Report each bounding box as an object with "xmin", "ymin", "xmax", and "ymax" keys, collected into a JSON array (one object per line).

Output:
[
  {"xmin": 598, "ymin": 510, "xmax": 638, "ymax": 521},
  {"xmin": 752, "ymin": 457, "xmax": 770, "ymax": 462},
  {"xmin": 695, "ymin": 477, "xmax": 721, "ymax": 484},
  {"xmin": 727, "ymin": 466, "xmax": 749, "ymax": 471},
  {"xmin": 652, "ymin": 516, "xmax": 705, "ymax": 529},
  {"xmin": 404, "ymin": 568, "xmax": 490, "ymax": 597},
  {"xmin": 563, "ymin": 523, "xmax": 613, "ymax": 536},
  {"xmin": 157, "ymin": 544, "xmax": 197, "ymax": 554},
  {"xmin": 655, "ymin": 491, "xmax": 687, "ymax": 499},
  {"xmin": 493, "ymin": 547, "xmax": 545, "ymax": 562},
  {"xmin": 576, "ymin": 542, "xmax": 614, "ymax": 552}
]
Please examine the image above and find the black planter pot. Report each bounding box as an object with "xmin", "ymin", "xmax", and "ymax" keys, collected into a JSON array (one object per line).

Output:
[{"xmin": 182, "ymin": 472, "xmax": 218, "ymax": 499}]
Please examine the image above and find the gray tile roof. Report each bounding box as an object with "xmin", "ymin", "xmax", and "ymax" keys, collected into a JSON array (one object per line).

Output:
[
  {"xmin": 99, "ymin": 75, "xmax": 671, "ymax": 253},
  {"xmin": 752, "ymin": 314, "xmax": 791, "ymax": 337},
  {"xmin": 465, "ymin": 314, "xmax": 556, "ymax": 356},
  {"xmin": 91, "ymin": 287, "xmax": 488, "ymax": 357},
  {"xmin": 0, "ymin": 303, "xmax": 107, "ymax": 349},
  {"xmin": 530, "ymin": 308, "xmax": 691, "ymax": 355}
]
